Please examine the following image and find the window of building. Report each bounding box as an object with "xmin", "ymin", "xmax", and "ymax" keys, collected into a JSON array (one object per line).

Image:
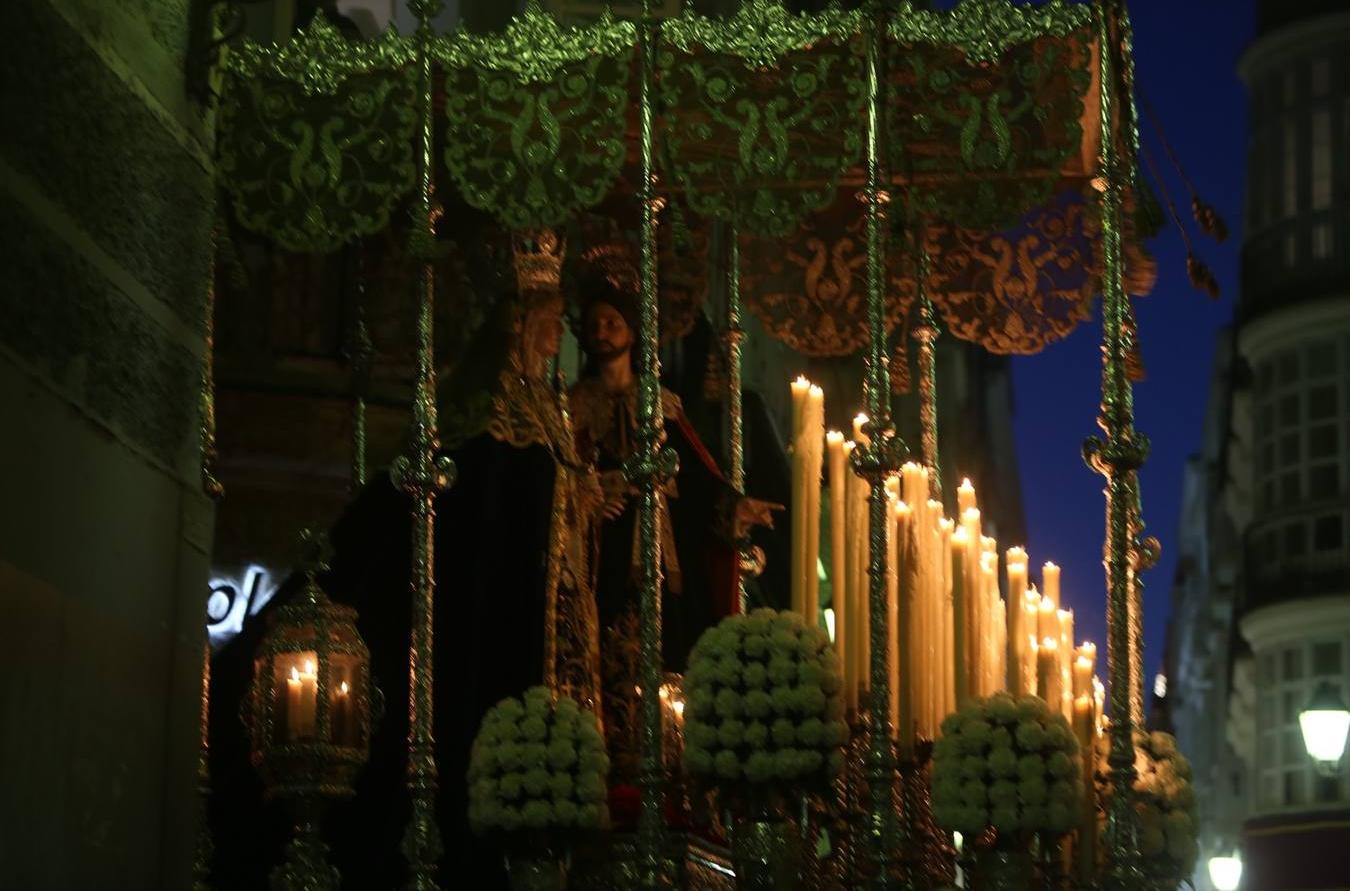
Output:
[
  {"xmin": 1283, "ymin": 118, "xmax": 1298, "ymax": 218},
  {"xmin": 1314, "ymin": 515, "xmax": 1344, "ymax": 552},
  {"xmin": 1312, "ymin": 223, "xmax": 1333, "ymax": 260},
  {"xmin": 1256, "ymin": 637, "xmax": 1350, "ymax": 811},
  {"xmin": 1312, "ymin": 110, "xmax": 1332, "ymax": 211},
  {"xmin": 1312, "ymin": 59, "xmax": 1330, "ymax": 97}
]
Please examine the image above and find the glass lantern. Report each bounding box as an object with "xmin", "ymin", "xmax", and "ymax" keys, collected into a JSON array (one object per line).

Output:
[{"xmin": 245, "ymin": 551, "xmax": 373, "ymax": 801}]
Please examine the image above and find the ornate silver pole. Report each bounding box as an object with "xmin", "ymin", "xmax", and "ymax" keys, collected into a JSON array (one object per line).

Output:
[
  {"xmin": 854, "ymin": 5, "xmax": 906, "ymax": 888},
  {"xmin": 349, "ymin": 254, "xmax": 372, "ymax": 494},
  {"xmin": 631, "ymin": 2, "xmax": 675, "ymax": 885},
  {"xmin": 1083, "ymin": 1, "xmax": 1144, "ymax": 886},
  {"xmin": 910, "ymin": 240, "xmax": 941, "ymax": 503},
  {"xmin": 393, "ymin": 3, "xmax": 454, "ymax": 888},
  {"xmin": 195, "ymin": 223, "xmax": 225, "ymax": 891},
  {"xmin": 724, "ymin": 224, "xmax": 749, "ymax": 613}
]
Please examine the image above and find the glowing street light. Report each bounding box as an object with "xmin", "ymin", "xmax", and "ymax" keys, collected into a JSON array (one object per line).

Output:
[
  {"xmin": 1207, "ymin": 854, "xmax": 1242, "ymax": 891},
  {"xmin": 1298, "ymin": 682, "xmax": 1350, "ymax": 774}
]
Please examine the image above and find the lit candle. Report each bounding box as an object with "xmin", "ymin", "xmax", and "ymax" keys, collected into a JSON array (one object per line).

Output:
[
  {"xmin": 852, "ymin": 412, "xmax": 870, "ymax": 446},
  {"xmin": 1037, "ymin": 638, "xmax": 1061, "ymax": 709},
  {"xmin": 1024, "ymin": 587, "xmax": 1042, "ymax": 696},
  {"xmin": 1058, "ymin": 609, "xmax": 1075, "ymax": 718},
  {"xmin": 827, "ymin": 431, "xmax": 848, "ymax": 671},
  {"xmin": 894, "ymin": 500, "xmax": 915, "ymax": 744},
  {"xmin": 1073, "ymin": 650, "xmax": 1095, "ymax": 700},
  {"xmin": 1042, "ymin": 561, "xmax": 1061, "ymax": 611},
  {"xmin": 332, "ymin": 679, "xmax": 353, "ymax": 745},
  {"xmin": 1037, "ymin": 595, "xmax": 1059, "ymax": 643},
  {"xmin": 1073, "ymin": 693, "xmax": 1098, "ymax": 882},
  {"xmin": 939, "ymin": 517, "xmax": 956, "ymax": 724},
  {"xmin": 957, "ymin": 477, "xmax": 976, "ymax": 516},
  {"xmin": 951, "ymin": 526, "xmax": 972, "ymax": 706},
  {"xmin": 789, "ymin": 379, "xmax": 810, "ymax": 618},
  {"xmin": 285, "ymin": 658, "xmax": 318, "ymax": 740},
  {"xmin": 1005, "ymin": 551, "xmax": 1028, "ymax": 694},
  {"xmin": 886, "ymin": 496, "xmax": 902, "ymax": 738},
  {"xmin": 804, "ymin": 385, "xmax": 825, "ymax": 625}
]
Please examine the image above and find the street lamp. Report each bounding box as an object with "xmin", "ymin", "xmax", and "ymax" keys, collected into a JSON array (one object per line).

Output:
[
  {"xmin": 1207, "ymin": 854, "xmax": 1241, "ymax": 891},
  {"xmin": 1298, "ymin": 682, "xmax": 1350, "ymax": 774}
]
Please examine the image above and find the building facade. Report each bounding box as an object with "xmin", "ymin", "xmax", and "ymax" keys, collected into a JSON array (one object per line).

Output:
[{"xmin": 1169, "ymin": 2, "xmax": 1350, "ymax": 888}]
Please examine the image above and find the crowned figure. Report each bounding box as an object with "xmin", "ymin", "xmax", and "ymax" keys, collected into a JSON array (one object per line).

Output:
[{"xmin": 208, "ymin": 229, "xmax": 601, "ymax": 891}]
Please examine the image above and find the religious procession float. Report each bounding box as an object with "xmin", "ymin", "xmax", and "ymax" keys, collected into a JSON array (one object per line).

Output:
[{"xmin": 197, "ymin": 0, "xmax": 1217, "ymax": 888}]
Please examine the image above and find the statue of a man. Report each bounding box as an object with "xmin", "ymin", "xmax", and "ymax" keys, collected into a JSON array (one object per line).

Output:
[{"xmin": 567, "ymin": 264, "xmax": 774, "ymax": 785}]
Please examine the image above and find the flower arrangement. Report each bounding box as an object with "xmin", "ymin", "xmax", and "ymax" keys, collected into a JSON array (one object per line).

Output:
[
  {"xmin": 932, "ymin": 693, "xmax": 1083, "ymax": 838},
  {"xmin": 682, "ymin": 608, "xmax": 848, "ymax": 797},
  {"xmin": 1094, "ymin": 729, "xmax": 1198, "ymax": 883},
  {"xmin": 467, "ymin": 686, "xmax": 610, "ymax": 834}
]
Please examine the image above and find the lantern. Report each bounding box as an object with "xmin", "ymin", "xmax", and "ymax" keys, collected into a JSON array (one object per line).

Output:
[
  {"xmin": 1298, "ymin": 681, "xmax": 1350, "ymax": 774},
  {"xmin": 244, "ymin": 537, "xmax": 374, "ymax": 888}
]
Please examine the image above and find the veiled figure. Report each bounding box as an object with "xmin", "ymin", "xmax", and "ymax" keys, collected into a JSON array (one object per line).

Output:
[{"xmin": 207, "ymin": 231, "xmax": 601, "ymax": 890}]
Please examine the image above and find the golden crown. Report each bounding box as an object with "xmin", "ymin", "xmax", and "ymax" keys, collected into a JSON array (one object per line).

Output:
[{"xmin": 512, "ymin": 228, "xmax": 566, "ymax": 292}]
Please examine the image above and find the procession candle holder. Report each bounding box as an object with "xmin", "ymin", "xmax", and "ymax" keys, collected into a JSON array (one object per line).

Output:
[{"xmin": 244, "ymin": 542, "xmax": 374, "ymax": 891}]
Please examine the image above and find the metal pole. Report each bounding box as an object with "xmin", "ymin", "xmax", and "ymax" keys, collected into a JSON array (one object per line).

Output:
[
  {"xmin": 1085, "ymin": 1, "xmax": 1145, "ymax": 885},
  {"xmin": 395, "ymin": 3, "xmax": 454, "ymax": 887},
  {"xmin": 632, "ymin": 2, "xmax": 674, "ymax": 885},
  {"xmin": 911, "ymin": 240, "xmax": 942, "ymax": 504},
  {"xmin": 724, "ymin": 225, "xmax": 749, "ymax": 613},
  {"xmin": 857, "ymin": 5, "xmax": 906, "ymax": 887}
]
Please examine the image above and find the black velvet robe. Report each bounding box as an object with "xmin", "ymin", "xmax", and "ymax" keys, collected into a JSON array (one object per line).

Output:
[{"xmin": 208, "ymin": 432, "xmax": 556, "ymax": 890}]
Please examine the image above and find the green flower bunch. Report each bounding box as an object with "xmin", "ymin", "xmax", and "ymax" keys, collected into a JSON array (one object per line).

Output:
[
  {"xmin": 467, "ymin": 686, "xmax": 609, "ymax": 834},
  {"xmin": 932, "ymin": 693, "xmax": 1083, "ymax": 837},
  {"xmin": 1095, "ymin": 729, "xmax": 1198, "ymax": 883},
  {"xmin": 682, "ymin": 609, "xmax": 848, "ymax": 791}
]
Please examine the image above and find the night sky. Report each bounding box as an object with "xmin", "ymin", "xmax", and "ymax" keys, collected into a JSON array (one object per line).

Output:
[{"xmin": 1012, "ymin": 0, "xmax": 1253, "ymax": 689}]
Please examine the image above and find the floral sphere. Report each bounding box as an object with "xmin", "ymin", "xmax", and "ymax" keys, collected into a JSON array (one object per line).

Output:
[
  {"xmin": 1095, "ymin": 729, "xmax": 1198, "ymax": 883},
  {"xmin": 467, "ymin": 686, "xmax": 609, "ymax": 834},
  {"xmin": 933, "ymin": 693, "xmax": 1083, "ymax": 837},
  {"xmin": 682, "ymin": 609, "xmax": 847, "ymax": 791}
]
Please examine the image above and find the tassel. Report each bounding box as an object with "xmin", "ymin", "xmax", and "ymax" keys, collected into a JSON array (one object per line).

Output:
[
  {"xmin": 1191, "ymin": 196, "xmax": 1228, "ymax": 243},
  {"xmin": 1186, "ymin": 253, "xmax": 1221, "ymax": 300}
]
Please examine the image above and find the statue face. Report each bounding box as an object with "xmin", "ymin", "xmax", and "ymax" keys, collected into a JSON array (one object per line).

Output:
[
  {"xmin": 523, "ymin": 295, "xmax": 564, "ymax": 362},
  {"xmin": 584, "ymin": 301, "xmax": 633, "ymax": 361}
]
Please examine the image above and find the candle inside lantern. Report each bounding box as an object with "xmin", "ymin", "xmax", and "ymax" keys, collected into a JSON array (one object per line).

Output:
[
  {"xmin": 332, "ymin": 679, "xmax": 353, "ymax": 745},
  {"xmin": 286, "ymin": 658, "xmax": 318, "ymax": 740}
]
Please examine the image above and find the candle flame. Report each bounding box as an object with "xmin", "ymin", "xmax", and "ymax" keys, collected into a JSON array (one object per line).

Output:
[
  {"xmin": 673, "ymin": 699, "xmax": 685, "ymax": 718},
  {"xmin": 1058, "ymin": 608, "xmax": 1073, "ymax": 621},
  {"xmin": 1043, "ymin": 561, "xmax": 1059, "ymax": 571},
  {"xmin": 339, "ymin": 681, "xmax": 350, "ymax": 695},
  {"xmin": 853, "ymin": 413, "xmax": 869, "ymax": 425},
  {"xmin": 959, "ymin": 478, "xmax": 973, "ymax": 490},
  {"xmin": 1076, "ymin": 656, "xmax": 1094, "ymax": 671},
  {"xmin": 793, "ymin": 375, "xmax": 810, "ymax": 388},
  {"xmin": 962, "ymin": 507, "xmax": 980, "ymax": 523},
  {"xmin": 809, "ymin": 384, "xmax": 823, "ymax": 398},
  {"xmin": 1041, "ymin": 636, "xmax": 1058, "ymax": 652},
  {"xmin": 827, "ymin": 430, "xmax": 845, "ymax": 444},
  {"xmin": 1039, "ymin": 597, "xmax": 1056, "ymax": 614},
  {"xmin": 304, "ymin": 659, "xmax": 315, "ymax": 674},
  {"xmin": 291, "ymin": 666, "xmax": 300, "ymax": 681}
]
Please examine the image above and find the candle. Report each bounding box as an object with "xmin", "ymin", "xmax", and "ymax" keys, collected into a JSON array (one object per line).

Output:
[
  {"xmin": 1058, "ymin": 609, "xmax": 1075, "ymax": 718},
  {"xmin": 957, "ymin": 477, "xmax": 976, "ymax": 516},
  {"xmin": 1005, "ymin": 552, "xmax": 1028, "ymax": 694},
  {"xmin": 285, "ymin": 658, "xmax": 318, "ymax": 740},
  {"xmin": 1037, "ymin": 595, "xmax": 1059, "ymax": 643},
  {"xmin": 895, "ymin": 500, "xmax": 916, "ymax": 744},
  {"xmin": 804, "ymin": 385, "xmax": 825, "ymax": 625},
  {"xmin": 852, "ymin": 412, "xmax": 870, "ymax": 446},
  {"xmin": 1073, "ymin": 693, "xmax": 1098, "ymax": 882},
  {"xmin": 886, "ymin": 496, "xmax": 901, "ymax": 738},
  {"xmin": 1042, "ymin": 561, "xmax": 1061, "ymax": 610},
  {"xmin": 1073, "ymin": 651, "xmax": 1095, "ymax": 700},
  {"xmin": 951, "ymin": 526, "xmax": 972, "ymax": 706},
  {"xmin": 332, "ymin": 679, "xmax": 353, "ymax": 745},
  {"xmin": 980, "ymin": 550, "xmax": 998, "ymax": 695},
  {"xmin": 939, "ymin": 517, "xmax": 955, "ymax": 724},
  {"xmin": 789, "ymin": 378, "xmax": 810, "ymax": 618},
  {"xmin": 1037, "ymin": 638, "xmax": 1062, "ymax": 709},
  {"xmin": 827, "ymin": 431, "xmax": 848, "ymax": 671},
  {"xmin": 1024, "ymin": 587, "xmax": 1042, "ymax": 696}
]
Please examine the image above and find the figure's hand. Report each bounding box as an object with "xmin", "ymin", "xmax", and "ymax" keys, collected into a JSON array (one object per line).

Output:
[
  {"xmin": 598, "ymin": 470, "xmax": 632, "ymax": 521},
  {"xmin": 578, "ymin": 471, "xmax": 605, "ymax": 515},
  {"xmin": 734, "ymin": 497, "xmax": 783, "ymax": 538}
]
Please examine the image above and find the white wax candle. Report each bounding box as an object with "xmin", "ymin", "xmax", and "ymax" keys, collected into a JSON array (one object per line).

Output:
[
  {"xmin": 1042, "ymin": 561, "xmax": 1061, "ymax": 610},
  {"xmin": 827, "ymin": 431, "xmax": 848, "ymax": 673}
]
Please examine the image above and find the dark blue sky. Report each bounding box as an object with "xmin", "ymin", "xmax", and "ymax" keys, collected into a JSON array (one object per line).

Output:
[{"xmin": 1013, "ymin": 0, "xmax": 1253, "ymax": 688}]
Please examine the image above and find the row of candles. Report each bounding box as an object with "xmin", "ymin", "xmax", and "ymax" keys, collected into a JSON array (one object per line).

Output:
[
  {"xmin": 789, "ymin": 378, "xmax": 1106, "ymax": 752},
  {"xmin": 282, "ymin": 655, "xmax": 357, "ymax": 744}
]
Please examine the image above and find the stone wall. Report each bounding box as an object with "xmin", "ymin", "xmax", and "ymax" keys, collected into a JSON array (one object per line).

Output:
[{"xmin": 0, "ymin": 0, "xmax": 214, "ymax": 886}]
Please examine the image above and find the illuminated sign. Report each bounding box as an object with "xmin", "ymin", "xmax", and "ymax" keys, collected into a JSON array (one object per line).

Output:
[{"xmin": 207, "ymin": 565, "xmax": 278, "ymax": 648}]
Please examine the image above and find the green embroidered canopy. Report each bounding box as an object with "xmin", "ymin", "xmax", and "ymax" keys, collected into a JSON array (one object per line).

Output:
[{"xmin": 216, "ymin": 0, "xmax": 1152, "ymax": 356}]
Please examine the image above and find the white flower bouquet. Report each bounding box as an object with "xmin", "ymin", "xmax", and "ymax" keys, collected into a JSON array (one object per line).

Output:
[
  {"xmin": 682, "ymin": 608, "xmax": 848, "ymax": 803},
  {"xmin": 467, "ymin": 686, "xmax": 610, "ymax": 835},
  {"xmin": 932, "ymin": 693, "xmax": 1084, "ymax": 839},
  {"xmin": 1095, "ymin": 729, "xmax": 1198, "ymax": 884}
]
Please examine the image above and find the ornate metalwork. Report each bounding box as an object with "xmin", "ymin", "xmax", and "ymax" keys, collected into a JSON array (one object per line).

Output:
[
  {"xmin": 195, "ymin": 642, "xmax": 214, "ymax": 891},
  {"xmin": 890, "ymin": 0, "xmax": 1092, "ymax": 64},
  {"xmin": 439, "ymin": 7, "xmax": 634, "ymax": 230},
  {"xmin": 911, "ymin": 245, "xmax": 943, "ymax": 501},
  {"xmin": 1082, "ymin": 1, "xmax": 1145, "ymax": 886},
  {"xmin": 628, "ymin": 4, "xmax": 676, "ymax": 885},
  {"xmin": 348, "ymin": 256, "xmax": 373, "ymax": 493},
  {"xmin": 724, "ymin": 224, "xmax": 748, "ymax": 612},
  {"xmin": 657, "ymin": 4, "xmax": 866, "ymax": 238},
  {"xmin": 389, "ymin": 5, "xmax": 452, "ymax": 888},
  {"xmin": 850, "ymin": 11, "xmax": 907, "ymax": 888},
  {"xmin": 436, "ymin": 1, "xmax": 635, "ymax": 84},
  {"xmin": 661, "ymin": 0, "xmax": 863, "ymax": 71},
  {"xmin": 889, "ymin": 24, "xmax": 1092, "ymax": 232},
  {"xmin": 218, "ymin": 19, "xmax": 418, "ymax": 254}
]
